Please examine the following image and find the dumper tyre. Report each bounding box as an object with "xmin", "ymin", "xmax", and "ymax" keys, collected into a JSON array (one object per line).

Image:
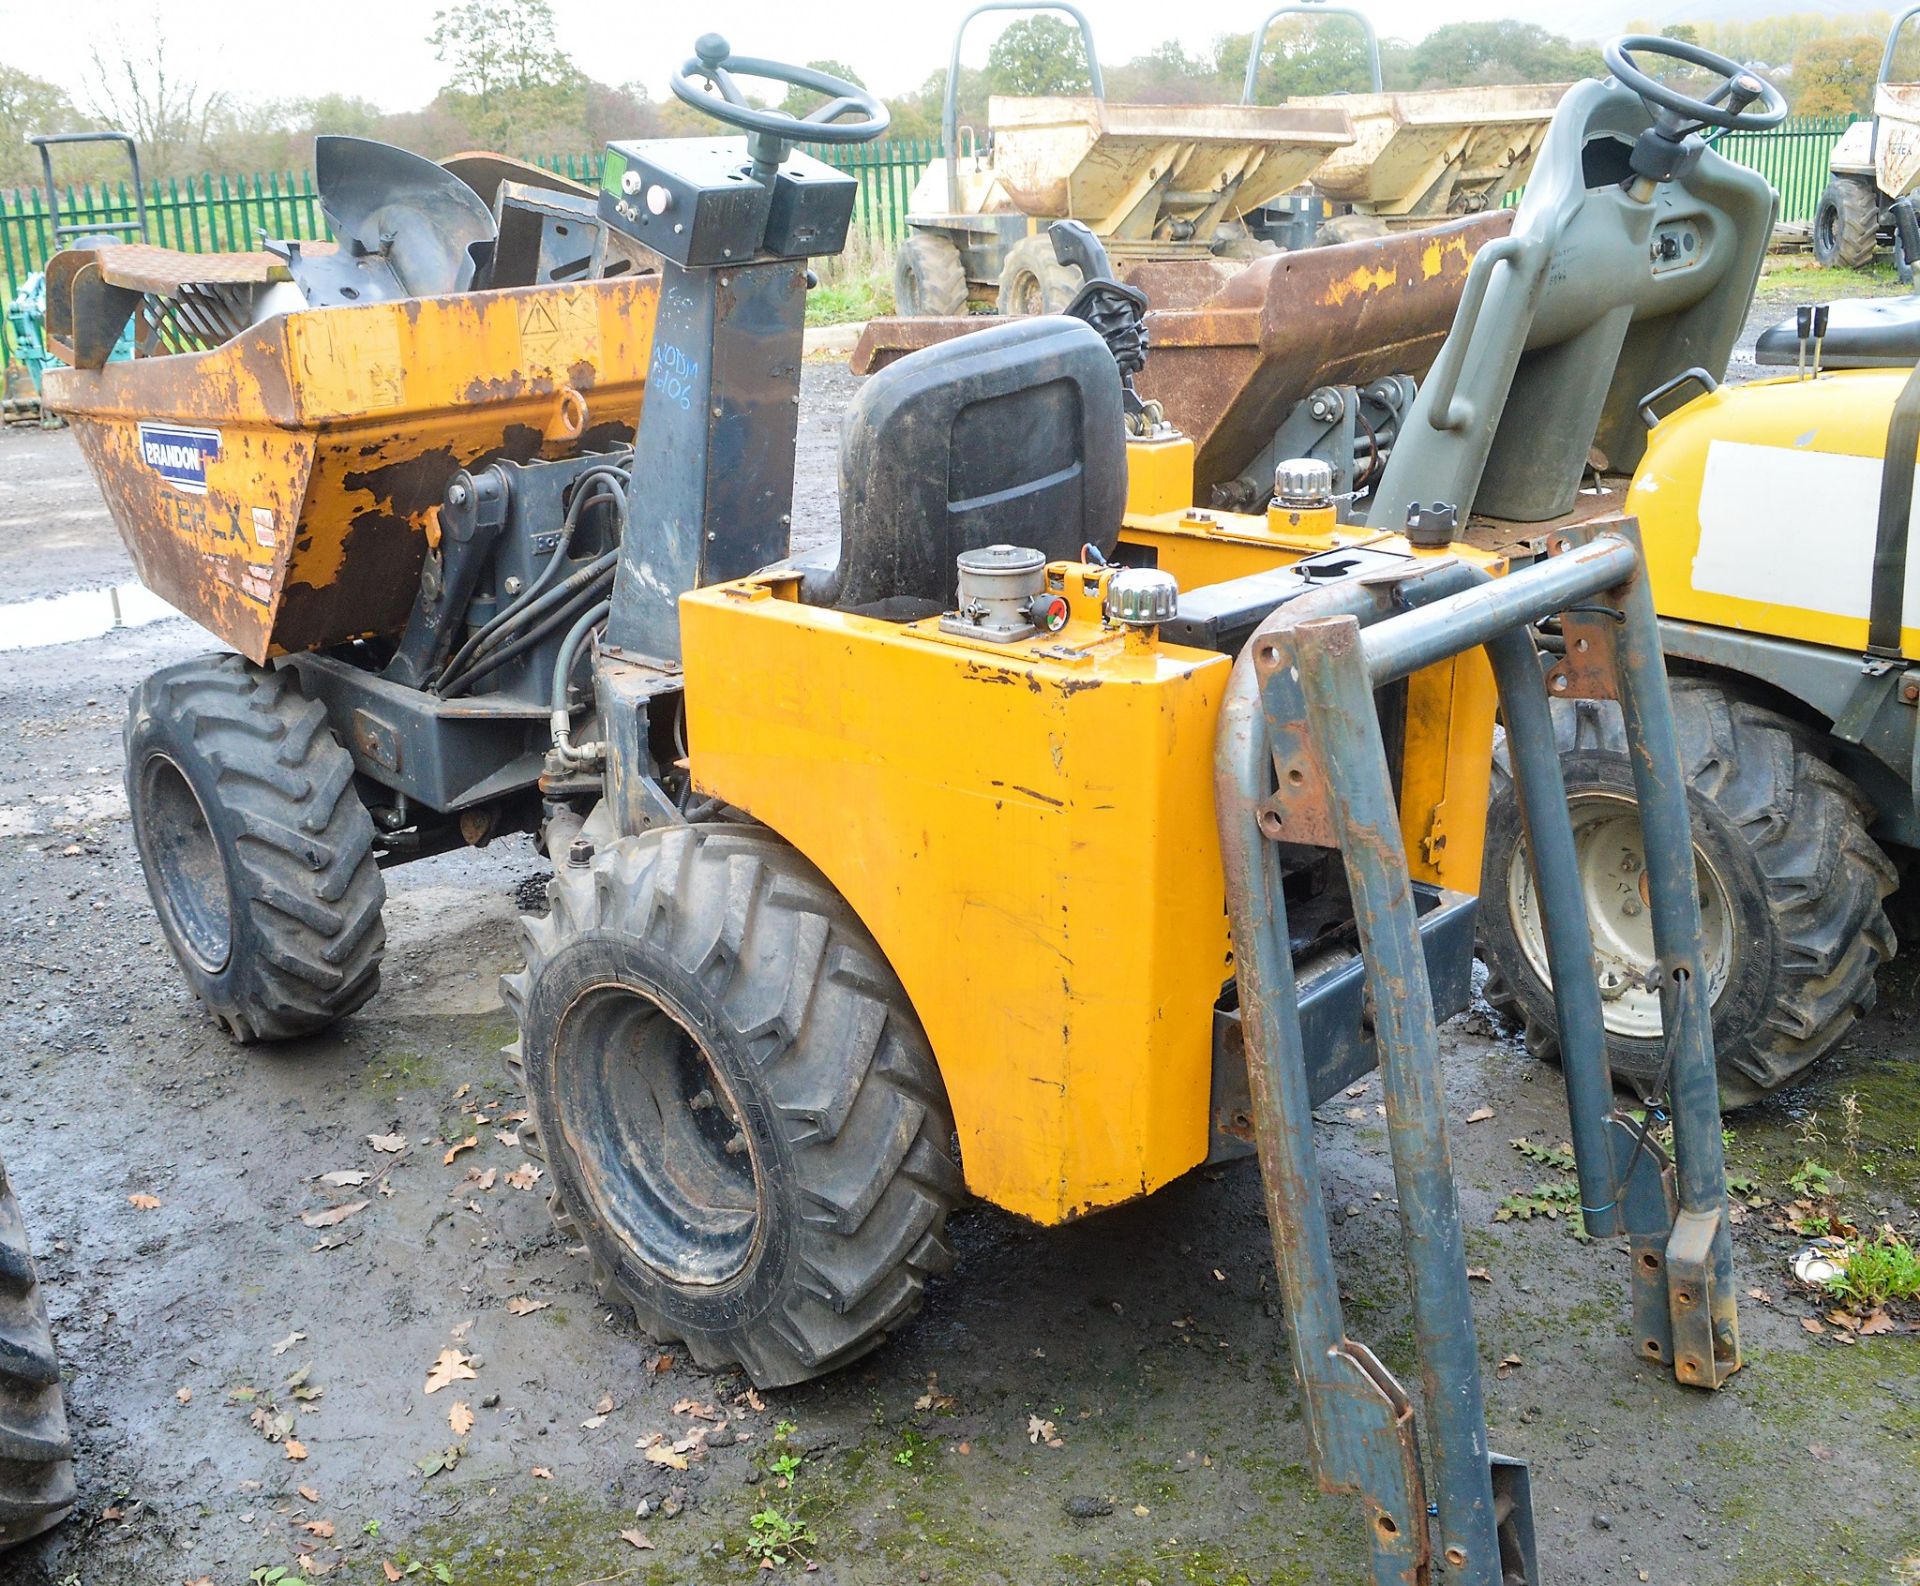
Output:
[
  {"xmin": 894, "ymin": 231, "xmax": 969, "ymax": 317},
  {"xmin": 503, "ymin": 824, "xmax": 962, "ymax": 1388},
  {"xmin": 1813, "ymin": 176, "xmax": 1879, "ymax": 269},
  {"xmin": 125, "ymin": 653, "xmax": 386, "ymax": 1043},
  {"xmin": 997, "ymin": 235, "xmax": 1082, "ymax": 316},
  {"xmin": 1480, "ymin": 682, "xmax": 1896, "ymax": 1105},
  {"xmin": 0, "ymin": 1153, "xmax": 74, "ymax": 1550}
]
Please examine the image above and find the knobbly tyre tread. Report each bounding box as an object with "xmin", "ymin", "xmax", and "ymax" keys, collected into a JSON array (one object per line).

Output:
[
  {"xmin": 0, "ymin": 1155, "xmax": 72, "ymax": 1549},
  {"xmin": 893, "ymin": 231, "xmax": 969, "ymax": 317},
  {"xmin": 125, "ymin": 653, "xmax": 386, "ymax": 1042},
  {"xmin": 503, "ymin": 824, "xmax": 961, "ymax": 1388},
  {"xmin": 996, "ymin": 234, "xmax": 1083, "ymax": 316},
  {"xmin": 1482, "ymin": 681, "xmax": 1897, "ymax": 1102},
  {"xmin": 1813, "ymin": 175, "xmax": 1879, "ymax": 271}
]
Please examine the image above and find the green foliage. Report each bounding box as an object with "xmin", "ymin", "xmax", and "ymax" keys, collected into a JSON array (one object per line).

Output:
[
  {"xmin": 1824, "ymin": 1230, "xmax": 1920, "ymax": 1309},
  {"xmin": 1788, "ymin": 1159, "xmax": 1839, "ymax": 1199},
  {"xmin": 1792, "ymin": 34, "xmax": 1883, "ymax": 115},
  {"xmin": 771, "ymin": 1451, "xmax": 803, "ymax": 1482},
  {"xmin": 782, "ymin": 61, "xmax": 867, "ymax": 121},
  {"xmin": 987, "ymin": 17, "xmax": 1092, "ymax": 97},
  {"xmin": 1219, "ymin": 16, "xmax": 1380, "ymax": 104},
  {"xmin": 0, "ymin": 65, "xmax": 77, "ymax": 188},
  {"xmin": 1397, "ymin": 22, "xmax": 1603, "ymax": 90},
  {"xmin": 430, "ymin": 0, "xmax": 576, "ymax": 101},
  {"xmin": 746, "ymin": 1504, "xmax": 818, "ymax": 1566},
  {"xmin": 1495, "ymin": 1179, "xmax": 1580, "ymax": 1221},
  {"xmin": 1510, "ymin": 1136, "xmax": 1576, "ymax": 1172}
]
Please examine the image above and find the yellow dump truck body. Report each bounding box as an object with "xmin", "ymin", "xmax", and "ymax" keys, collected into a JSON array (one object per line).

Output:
[{"xmin": 43, "ymin": 275, "xmax": 658, "ymax": 662}]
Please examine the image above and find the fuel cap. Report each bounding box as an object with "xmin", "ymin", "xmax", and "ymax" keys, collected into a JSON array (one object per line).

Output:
[{"xmin": 1107, "ymin": 566, "xmax": 1179, "ymax": 627}]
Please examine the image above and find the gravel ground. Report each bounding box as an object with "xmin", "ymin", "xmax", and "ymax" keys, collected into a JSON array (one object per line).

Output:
[{"xmin": 0, "ymin": 340, "xmax": 1915, "ymax": 1586}]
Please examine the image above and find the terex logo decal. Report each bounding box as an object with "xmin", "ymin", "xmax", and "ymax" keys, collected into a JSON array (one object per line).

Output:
[{"xmin": 137, "ymin": 423, "xmax": 221, "ymax": 494}]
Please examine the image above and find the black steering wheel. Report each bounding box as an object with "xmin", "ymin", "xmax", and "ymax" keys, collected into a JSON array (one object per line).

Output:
[
  {"xmin": 671, "ymin": 34, "xmax": 889, "ymax": 145},
  {"xmin": 1604, "ymin": 35, "xmax": 1788, "ymax": 132}
]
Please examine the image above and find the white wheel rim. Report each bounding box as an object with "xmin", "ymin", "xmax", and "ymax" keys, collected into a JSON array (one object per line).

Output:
[{"xmin": 1506, "ymin": 792, "xmax": 1734, "ymax": 1040}]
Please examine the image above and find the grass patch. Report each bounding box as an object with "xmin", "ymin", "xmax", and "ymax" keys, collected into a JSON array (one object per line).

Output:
[
  {"xmin": 1826, "ymin": 1228, "xmax": 1920, "ymax": 1310},
  {"xmin": 807, "ymin": 230, "xmax": 894, "ymax": 326}
]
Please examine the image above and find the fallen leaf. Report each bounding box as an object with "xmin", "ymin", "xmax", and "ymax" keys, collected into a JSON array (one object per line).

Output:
[
  {"xmin": 450, "ymin": 1401, "xmax": 475, "ymax": 1437},
  {"xmin": 272, "ymin": 1331, "xmax": 307, "ymax": 1356},
  {"xmin": 367, "ymin": 1133, "xmax": 407, "ymax": 1153},
  {"xmin": 495, "ymin": 1130, "xmax": 520, "ymax": 1148},
  {"xmin": 1495, "ymin": 1354, "xmax": 1523, "ymax": 1380},
  {"xmin": 506, "ymin": 1296, "xmax": 550, "ymax": 1316},
  {"xmin": 620, "ymin": 1530, "xmax": 655, "ymax": 1551},
  {"xmin": 453, "ymin": 1083, "xmax": 471, "ymax": 1101},
  {"xmin": 285, "ymin": 1438, "xmax": 308, "ymax": 1461},
  {"xmin": 303, "ymin": 1519, "xmax": 335, "ymax": 1539},
  {"xmin": 1801, "ymin": 1316, "xmax": 1826, "ymax": 1335},
  {"xmin": 648, "ymin": 1353, "xmax": 675, "ymax": 1375},
  {"xmin": 500, "ymin": 1109, "xmax": 529, "ymax": 1123},
  {"xmin": 416, "ymin": 1446, "xmax": 460, "ymax": 1478},
  {"xmin": 594, "ymin": 1393, "xmax": 615, "ymax": 1416},
  {"xmin": 672, "ymin": 1398, "xmax": 722, "ymax": 1422},
  {"xmin": 298, "ymin": 1485, "xmax": 320, "ymax": 1503},
  {"xmin": 644, "ymin": 1444, "xmax": 690, "ymax": 1471},
  {"xmin": 1466, "ymin": 1106, "xmax": 1496, "ymax": 1124},
  {"xmin": 1466, "ymin": 1266, "xmax": 1493, "ymax": 1283},
  {"xmin": 318, "ymin": 1170, "xmax": 369, "ymax": 1188},
  {"xmin": 450, "ymin": 1320, "xmax": 474, "ymax": 1340},
  {"xmin": 424, "ymin": 1349, "xmax": 476, "ymax": 1394},
  {"xmin": 128, "ymin": 1193, "xmax": 162, "ymax": 1211},
  {"xmin": 503, "ymin": 1163, "xmax": 543, "ymax": 1191},
  {"xmin": 1859, "ymin": 1308, "xmax": 1894, "ymax": 1336},
  {"xmin": 1747, "ymin": 1287, "xmax": 1775, "ymax": 1306},
  {"xmin": 744, "ymin": 1388, "xmax": 765, "ymax": 1411},
  {"xmin": 581, "ymin": 1414, "xmax": 608, "ymax": 1431},
  {"xmin": 1132, "ymin": 1504, "xmax": 1150, "ymax": 1518},
  {"xmin": 443, "ymin": 1136, "xmax": 478, "ymax": 1166},
  {"xmin": 1027, "ymin": 1414, "xmax": 1062, "ymax": 1447},
  {"xmin": 383, "ymin": 1563, "xmax": 403, "ymax": 1583},
  {"xmin": 531, "ymin": 1466, "xmax": 553, "ymax": 1480},
  {"xmin": 466, "ymin": 1168, "xmax": 497, "ymax": 1193},
  {"xmin": 176, "ymin": 1385, "xmax": 192, "ymax": 1404},
  {"xmin": 300, "ymin": 1200, "xmax": 368, "ymax": 1229}
]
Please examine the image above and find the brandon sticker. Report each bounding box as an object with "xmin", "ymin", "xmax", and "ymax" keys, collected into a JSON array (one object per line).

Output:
[{"xmin": 137, "ymin": 423, "xmax": 222, "ymax": 495}]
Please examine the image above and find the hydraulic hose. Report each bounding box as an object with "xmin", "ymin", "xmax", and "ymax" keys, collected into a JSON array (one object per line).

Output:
[
  {"xmin": 549, "ymin": 599, "xmax": 614, "ymax": 767},
  {"xmin": 439, "ymin": 572, "xmax": 614, "ymax": 698}
]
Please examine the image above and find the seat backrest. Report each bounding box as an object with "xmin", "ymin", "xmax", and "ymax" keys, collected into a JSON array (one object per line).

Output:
[{"xmin": 809, "ymin": 315, "xmax": 1125, "ymax": 611}]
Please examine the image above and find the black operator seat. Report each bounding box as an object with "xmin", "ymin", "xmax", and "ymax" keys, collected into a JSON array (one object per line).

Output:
[
  {"xmin": 801, "ymin": 315, "xmax": 1127, "ymax": 615},
  {"xmin": 1755, "ymin": 296, "xmax": 1920, "ymax": 369}
]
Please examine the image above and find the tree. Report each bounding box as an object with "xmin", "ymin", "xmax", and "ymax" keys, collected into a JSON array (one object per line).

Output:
[
  {"xmin": 1398, "ymin": 21, "xmax": 1601, "ymax": 90},
  {"xmin": 430, "ymin": 0, "xmax": 576, "ymax": 102},
  {"xmin": 986, "ymin": 16, "xmax": 1092, "ymax": 97},
  {"xmin": 0, "ymin": 65, "xmax": 77, "ymax": 189},
  {"xmin": 1793, "ymin": 33, "xmax": 1883, "ymax": 115},
  {"xmin": 428, "ymin": 0, "xmax": 582, "ymax": 150},
  {"xmin": 1107, "ymin": 40, "xmax": 1218, "ymax": 105},
  {"xmin": 781, "ymin": 60, "xmax": 866, "ymax": 120},
  {"xmin": 1218, "ymin": 14, "xmax": 1380, "ymax": 103},
  {"xmin": 83, "ymin": 31, "xmax": 229, "ymax": 178}
]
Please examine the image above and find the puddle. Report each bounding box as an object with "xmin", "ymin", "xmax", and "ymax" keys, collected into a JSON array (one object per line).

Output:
[{"xmin": 0, "ymin": 582, "xmax": 188, "ymax": 651}]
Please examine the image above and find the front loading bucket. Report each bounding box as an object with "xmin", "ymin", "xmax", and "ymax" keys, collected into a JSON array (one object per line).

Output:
[{"xmin": 42, "ymin": 274, "xmax": 658, "ymax": 663}]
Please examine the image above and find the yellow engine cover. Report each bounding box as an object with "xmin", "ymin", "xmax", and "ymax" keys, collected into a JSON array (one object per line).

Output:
[
  {"xmin": 1630, "ymin": 369, "xmax": 1920, "ymax": 658},
  {"xmin": 680, "ymin": 572, "xmax": 1232, "ymax": 1224}
]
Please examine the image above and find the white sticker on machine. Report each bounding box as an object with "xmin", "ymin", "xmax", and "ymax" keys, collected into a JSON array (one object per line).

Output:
[
  {"xmin": 1692, "ymin": 438, "xmax": 1920, "ymax": 622},
  {"xmin": 251, "ymin": 507, "xmax": 278, "ymax": 550}
]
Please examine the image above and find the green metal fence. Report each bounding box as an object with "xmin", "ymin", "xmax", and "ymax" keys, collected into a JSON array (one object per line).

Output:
[
  {"xmin": 0, "ymin": 140, "xmax": 937, "ymax": 372},
  {"xmin": 1714, "ymin": 112, "xmax": 1859, "ymax": 223},
  {"xmin": 0, "ymin": 119, "xmax": 1867, "ymax": 376}
]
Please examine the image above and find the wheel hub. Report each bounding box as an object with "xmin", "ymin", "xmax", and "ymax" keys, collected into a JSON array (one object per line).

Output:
[
  {"xmin": 139, "ymin": 753, "xmax": 232, "ymax": 974},
  {"xmin": 554, "ymin": 984, "xmax": 762, "ymax": 1287},
  {"xmin": 1506, "ymin": 792, "xmax": 1733, "ymax": 1041}
]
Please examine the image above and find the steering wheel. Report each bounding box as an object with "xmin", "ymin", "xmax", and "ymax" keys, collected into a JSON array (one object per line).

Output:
[
  {"xmin": 671, "ymin": 34, "xmax": 889, "ymax": 145},
  {"xmin": 1603, "ymin": 36, "xmax": 1788, "ymax": 132}
]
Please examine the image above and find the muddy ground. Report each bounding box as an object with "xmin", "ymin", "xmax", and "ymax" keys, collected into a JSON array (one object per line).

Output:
[{"xmin": 0, "ymin": 295, "xmax": 1917, "ymax": 1586}]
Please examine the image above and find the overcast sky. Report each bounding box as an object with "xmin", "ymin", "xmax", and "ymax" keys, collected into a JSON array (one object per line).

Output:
[{"xmin": 0, "ymin": 0, "xmax": 1669, "ymax": 114}]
